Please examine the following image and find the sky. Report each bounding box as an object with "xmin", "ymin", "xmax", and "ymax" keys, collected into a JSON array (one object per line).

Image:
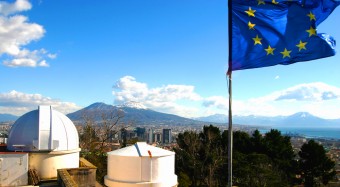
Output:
[{"xmin": 0, "ymin": 0, "xmax": 340, "ymax": 119}]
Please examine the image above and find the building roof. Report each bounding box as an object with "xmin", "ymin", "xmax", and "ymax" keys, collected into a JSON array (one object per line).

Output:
[
  {"xmin": 107, "ymin": 142, "xmax": 174, "ymax": 157},
  {"xmin": 7, "ymin": 106, "xmax": 79, "ymax": 152}
]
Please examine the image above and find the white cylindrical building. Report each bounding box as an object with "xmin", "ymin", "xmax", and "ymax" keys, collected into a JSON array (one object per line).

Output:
[
  {"xmin": 7, "ymin": 106, "xmax": 80, "ymax": 180},
  {"xmin": 105, "ymin": 142, "xmax": 177, "ymax": 187}
]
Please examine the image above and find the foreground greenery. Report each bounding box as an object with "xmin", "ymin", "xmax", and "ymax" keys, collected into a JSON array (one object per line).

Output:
[
  {"xmin": 174, "ymin": 125, "xmax": 336, "ymax": 187},
  {"xmin": 79, "ymin": 110, "xmax": 124, "ymax": 184}
]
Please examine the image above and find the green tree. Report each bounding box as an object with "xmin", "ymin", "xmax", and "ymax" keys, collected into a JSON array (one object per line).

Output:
[
  {"xmin": 175, "ymin": 125, "xmax": 226, "ymax": 186},
  {"xmin": 178, "ymin": 172, "xmax": 192, "ymax": 187},
  {"xmin": 250, "ymin": 129, "xmax": 264, "ymax": 153},
  {"xmin": 262, "ymin": 129, "xmax": 298, "ymax": 185},
  {"xmin": 176, "ymin": 126, "xmax": 299, "ymax": 187},
  {"xmin": 79, "ymin": 109, "xmax": 124, "ymax": 184},
  {"xmin": 229, "ymin": 129, "xmax": 298, "ymax": 186},
  {"xmin": 298, "ymin": 139, "xmax": 336, "ymax": 187},
  {"xmin": 233, "ymin": 152, "xmax": 283, "ymax": 187},
  {"xmin": 230, "ymin": 130, "xmax": 289, "ymax": 187},
  {"xmin": 175, "ymin": 131, "xmax": 202, "ymax": 187},
  {"xmin": 199, "ymin": 125, "xmax": 224, "ymax": 186}
]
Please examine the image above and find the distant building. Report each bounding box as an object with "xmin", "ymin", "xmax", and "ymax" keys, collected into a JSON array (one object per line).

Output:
[
  {"xmin": 0, "ymin": 132, "xmax": 7, "ymax": 144},
  {"xmin": 163, "ymin": 129, "xmax": 172, "ymax": 144},
  {"xmin": 119, "ymin": 128, "xmax": 137, "ymax": 142},
  {"xmin": 154, "ymin": 132, "xmax": 162, "ymax": 143},
  {"xmin": 135, "ymin": 127, "xmax": 146, "ymax": 141},
  {"xmin": 147, "ymin": 128, "xmax": 154, "ymax": 143}
]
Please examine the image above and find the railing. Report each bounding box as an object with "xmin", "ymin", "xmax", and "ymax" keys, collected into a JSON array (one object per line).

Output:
[{"xmin": 57, "ymin": 158, "xmax": 97, "ymax": 187}]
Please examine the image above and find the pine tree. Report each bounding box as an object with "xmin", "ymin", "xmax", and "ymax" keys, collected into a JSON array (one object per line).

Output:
[{"xmin": 299, "ymin": 140, "xmax": 336, "ymax": 187}]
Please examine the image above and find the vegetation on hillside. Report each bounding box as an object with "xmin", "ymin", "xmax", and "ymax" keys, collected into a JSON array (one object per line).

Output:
[
  {"xmin": 77, "ymin": 110, "xmax": 336, "ymax": 187},
  {"xmin": 79, "ymin": 109, "xmax": 124, "ymax": 184},
  {"xmin": 174, "ymin": 125, "xmax": 336, "ymax": 187}
]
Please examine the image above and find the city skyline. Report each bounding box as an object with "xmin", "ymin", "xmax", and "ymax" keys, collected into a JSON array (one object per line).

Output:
[{"xmin": 1, "ymin": 0, "xmax": 340, "ymax": 119}]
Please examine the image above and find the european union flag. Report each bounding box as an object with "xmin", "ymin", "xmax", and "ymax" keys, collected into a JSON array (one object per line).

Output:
[{"xmin": 229, "ymin": 0, "xmax": 340, "ymax": 72}]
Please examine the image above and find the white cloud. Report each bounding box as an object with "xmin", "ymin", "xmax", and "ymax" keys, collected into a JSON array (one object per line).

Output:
[
  {"xmin": 3, "ymin": 49, "xmax": 51, "ymax": 67},
  {"xmin": 275, "ymin": 75, "xmax": 280, "ymax": 80},
  {"xmin": 0, "ymin": 0, "xmax": 31, "ymax": 16},
  {"xmin": 0, "ymin": 0, "xmax": 54, "ymax": 67},
  {"xmin": 47, "ymin": 53, "xmax": 57, "ymax": 59},
  {"xmin": 112, "ymin": 77, "xmax": 340, "ymax": 119},
  {"xmin": 200, "ymin": 82, "xmax": 340, "ymax": 119},
  {"xmin": 112, "ymin": 76, "xmax": 202, "ymax": 117},
  {"xmin": 0, "ymin": 90, "xmax": 81, "ymax": 116},
  {"xmin": 38, "ymin": 60, "xmax": 49, "ymax": 67},
  {"xmin": 203, "ymin": 96, "xmax": 228, "ymax": 109},
  {"xmin": 274, "ymin": 82, "xmax": 340, "ymax": 101},
  {"xmin": 3, "ymin": 58, "xmax": 37, "ymax": 67}
]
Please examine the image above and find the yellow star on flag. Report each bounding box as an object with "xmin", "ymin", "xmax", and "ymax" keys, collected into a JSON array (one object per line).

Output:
[
  {"xmin": 252, "ymin": 35, "xmax": 262, "ymax": 45},
  {"xmin": 306, "ymin": 26, "xmax": 316, "ymax": 37},
  {"xmin": 296, "ymin": 40, "xmax": 307, "ymax": 51},
  {"xmin": 245, "ymin": 7, "xmax": 256, "ymax": 17},
  {"xmin": 248, "ymin": 21, "xmax": 256, "ymax": 29},
  {"xmin": 265, "ymin": 45, "xmax": 275, "ymax": 55},
  {"xmin": 307, "ymin": 11, "xmax": 316, "ymax": 21},
  {"xmin": 257, "ymin": 0, "xmax": 265, "ymax": 5},
  {"xmin": 272, "ymin": 0, "xmax": 279, "ymax": 4},
  {"xmin": 280, "ymin": 48, "xmax": 292, "ymax": 58}
]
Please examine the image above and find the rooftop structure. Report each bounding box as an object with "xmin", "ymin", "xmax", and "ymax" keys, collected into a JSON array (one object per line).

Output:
[
  {"xmin": 105, "ymin": 142, "xmax": 178, "ymax": 187},
  {"xmin": 1, "ymin": 106, "xmax": 82, "ymax": 185},
  {"xmin": 7, "ymin": 106, "xmax": 79, "ymax": 152}
]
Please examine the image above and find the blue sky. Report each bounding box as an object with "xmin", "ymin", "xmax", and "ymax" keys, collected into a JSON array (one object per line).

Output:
[{"xmin": 0, "ymin": 0, "xmax": 340, "ymax": 119}]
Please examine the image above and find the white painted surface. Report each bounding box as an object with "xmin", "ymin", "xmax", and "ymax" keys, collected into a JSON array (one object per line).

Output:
[
  {"xmin": 105, "ymin": 142, "xmax": 177, "ymax": 187},
  {"xmin": 104, "ymin": 175, "xmax": 178, "ymax": 187},
  {"xmin": 7, "ymin": 106, "xmax": 79, "ymax": 152},
  {"xmin": 109, "ymin": 142, "xmax": 174, "ymax": 157},
  {"xmin": 38, "ymin": 106, "xmax": 51, "ymax": 150},
  {"xmin": 29, "ymin": 150, "xmax": 80, "ymax": 180},
  {"xmin": 107, "ymin": 155, "xmax": 141, "ymax": 182},
  {"xmin": 0, "ymin": 153, "xmax": 28, "ymax": 186},
  {"xmin": 5, "ymin": 106, "xmax": 81, "ymax": 181}
]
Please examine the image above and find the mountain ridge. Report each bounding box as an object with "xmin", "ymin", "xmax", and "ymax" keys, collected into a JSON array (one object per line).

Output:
[
  {"xmin": 0, "ymin": 113, "xmax": 18, "ymax": 122},
  {"xmin": 66, "ymin": 102, "xmax": 205, "ymax": 126},
  {"xmin": 1, "ymin": 103, "xmax": 339, "ymax": 128},
  {"xmin": 195, "ymin": 112, "xmax": 340, "ymax": 127}
]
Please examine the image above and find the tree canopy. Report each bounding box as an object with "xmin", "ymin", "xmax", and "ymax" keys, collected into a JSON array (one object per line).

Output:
[
  {"xmin": 175, "ymin": 126, "xmax": 335, "ymax": 187},
  {"xmin": 298, "ymin": 139, "xmax": 336, "ymax": 187}
]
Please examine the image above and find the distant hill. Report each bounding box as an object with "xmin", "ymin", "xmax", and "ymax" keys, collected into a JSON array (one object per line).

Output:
[
  {"xmin": 280, "ymin": 112, "xmax": 330, "ymax": 127},
  {"xmin": 4, "ymin": 102, "xmax": 338, "ymax": 128},
  {"xmin": 195, "ymin": 112, "xmax": 340, "ymax": 127},
  {"xmin": 67, "ymin": 102, "xmax": 206, "ymax": 126},
  {"xmin": 0, "ymin": 113, "xmax": 18, "ymax": 122}
]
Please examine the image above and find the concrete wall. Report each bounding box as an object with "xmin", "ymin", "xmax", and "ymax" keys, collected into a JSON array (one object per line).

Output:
[{"xmin": 0, "ymin": 152, "xmax": 28, "ymax": 186}]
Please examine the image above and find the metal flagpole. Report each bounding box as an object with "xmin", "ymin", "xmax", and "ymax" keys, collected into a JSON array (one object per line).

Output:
[
  {"xmin": 227, "ymin": 0, "xmax": 233, "ymax": 186},
  {"xmin": 227, "ymin": 74, "xmax": 233, "ymax": 187}
]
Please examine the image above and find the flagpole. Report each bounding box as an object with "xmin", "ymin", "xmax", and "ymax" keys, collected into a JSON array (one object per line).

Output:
[
  {"xmin": 227, "ymin": 74, "xmax": 233, "ymax": 187},
  {"xmin": 227, "ymin": 0, "xmax": 233, "ymax": 186}
]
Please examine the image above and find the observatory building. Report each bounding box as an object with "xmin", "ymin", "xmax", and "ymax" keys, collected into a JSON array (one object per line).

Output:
[
  {"xmin": 1, "ymin": 105, "xmax": 177, "ymax": 186},
  {"xmin": 105, "ymin": 142, "xmax": 178, "ymax": 187},
  {"xmin": 1, "ymin": 106, "xmax": 81, "ymax": 186}
]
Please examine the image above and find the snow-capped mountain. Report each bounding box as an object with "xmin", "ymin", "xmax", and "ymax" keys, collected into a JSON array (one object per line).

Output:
[
  {"xmin": 117, "ymin": 101, "xmax": 147, "ymax": 110},
  {"xmin": 3, "ymin": 102, "xmax": 339, "ymax": 128},
  {"xmin": 67, "ymin": 102, "xmax": 203, "ymax": 126},
  {"xmin": 195, "ymin": 112, "xmax": 340, "ymax": 127}
]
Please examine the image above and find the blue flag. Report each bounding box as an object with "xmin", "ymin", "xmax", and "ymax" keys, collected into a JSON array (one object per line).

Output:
[{"xmin": 229, "ymin": 0, "xmax": 340, "ymax": 72}]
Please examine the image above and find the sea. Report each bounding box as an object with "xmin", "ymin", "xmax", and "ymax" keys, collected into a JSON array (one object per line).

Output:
[{"xmin": 259, "ymin": 127, "xmax": 340, "ymax": 140}]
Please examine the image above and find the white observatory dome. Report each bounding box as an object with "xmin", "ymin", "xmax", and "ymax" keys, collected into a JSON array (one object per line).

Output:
[
  {"xmin": 105, "ymin": 142, "xmax": 178, "ymax": 187},
  {"xmin": 7, "ymin": 106, "xmax": 80, "ymax": 180},
  {"xmin": 7, "ymin": 105, "xmax": 79, "ymax": 152}
]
